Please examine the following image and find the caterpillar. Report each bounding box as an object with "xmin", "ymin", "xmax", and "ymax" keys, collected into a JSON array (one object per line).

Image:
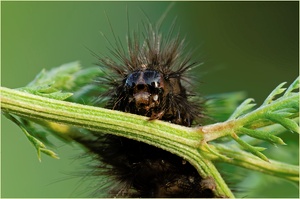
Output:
[{"xmin": 73, "ymin": 7, "xmax": 217, "ymax": 198}]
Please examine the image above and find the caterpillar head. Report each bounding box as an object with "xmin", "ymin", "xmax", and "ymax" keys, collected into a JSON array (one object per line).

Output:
[{"xmin": 98, "ymin": 24, "xmax": 203, "ymax": 126}]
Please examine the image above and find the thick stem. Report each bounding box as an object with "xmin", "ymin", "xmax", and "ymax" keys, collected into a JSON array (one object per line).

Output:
[{"xmin": 1, "ymin": 87, "xmax": 234, "ymax": 197}]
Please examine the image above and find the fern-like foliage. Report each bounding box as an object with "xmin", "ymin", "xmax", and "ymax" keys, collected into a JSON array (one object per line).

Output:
[
  {"xmin": 3, "ymin": 112, "xmax": 59, "ymax": 161},
  {"xmin": 211, "ymin": 77, "xmax": 299, "ymax": 161},
  {"xmin": 3, "ymin": 62, "xmax": 103, "ymax": 160}
]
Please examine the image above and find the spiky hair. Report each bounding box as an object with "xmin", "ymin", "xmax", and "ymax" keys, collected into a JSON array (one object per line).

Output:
[{"xmin": 97, "ymin": 21, "xmax": 203, "ymax": 126}]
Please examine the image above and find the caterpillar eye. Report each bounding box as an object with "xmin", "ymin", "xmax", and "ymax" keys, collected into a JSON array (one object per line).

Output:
[
  {"xmin": 125, "ymin": 70, "xmax": 162, "ymax": 89},
  {"xmin": 125, "ymin": 72, "xmax": 138, "ymax": 87}
]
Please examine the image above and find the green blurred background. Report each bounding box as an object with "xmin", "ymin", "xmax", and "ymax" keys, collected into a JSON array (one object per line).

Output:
[{"xmin": 1, "ymin": 1, "xmax": 299, "ymax": 198}]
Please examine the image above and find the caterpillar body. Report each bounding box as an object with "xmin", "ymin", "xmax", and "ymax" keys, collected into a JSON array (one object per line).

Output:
[{"xmin": 74, "ymin": 11, "xmax": 217, "ymax": 198}]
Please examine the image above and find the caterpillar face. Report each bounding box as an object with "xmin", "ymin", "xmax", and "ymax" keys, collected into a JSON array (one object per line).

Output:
[
  {"xmin": 119, "ymin": 67, "xmax": 191, "ymax": 126},
  {"xmin": 124, "ymin": 69, "xmax": 164, "ymax": 116}
]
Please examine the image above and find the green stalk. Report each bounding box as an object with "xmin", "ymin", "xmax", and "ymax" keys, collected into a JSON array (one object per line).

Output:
[
  {"xmin": 212, "ymin": 144, "xmax": 299, "ymax": 182},
  {"xmin": 0, "ymin": 86, "xmax": 234, "ymax": 198},
  {"xmin": 199, "ymin": 94, "xmax": 298, "ymax": 142}
]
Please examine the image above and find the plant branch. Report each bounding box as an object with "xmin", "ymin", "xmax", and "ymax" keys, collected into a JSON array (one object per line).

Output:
[
  {"xmin": 1, "ymin": 86, "xmax": 233, "ymax": 198},
  {"xmin": 1, "ymin": 75, "xmax": 298, "ymax": 197},
  {"xmin": 211, "ymin": 144, "xmax": 299, "ymax": 182},
  {"xmin": 200, "ymin": 95, "xmax": 298, "ymax": 143}
]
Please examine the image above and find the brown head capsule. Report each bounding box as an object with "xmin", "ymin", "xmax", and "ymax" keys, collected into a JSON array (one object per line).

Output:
[{"xmin": 125, "ymin": 69, "xmax": 164, "ymax": 115}]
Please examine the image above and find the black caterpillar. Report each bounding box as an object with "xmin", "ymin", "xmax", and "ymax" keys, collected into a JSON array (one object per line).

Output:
[{"xmin": 74, "ymin": 12, "xmax": 217, "ymax": 198}]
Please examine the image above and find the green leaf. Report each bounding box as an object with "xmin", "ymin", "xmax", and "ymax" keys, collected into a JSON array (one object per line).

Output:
[
  {"xmin": 3, "ymin": 112, "xmax": 59, "ymax": 161},
  {"xmin": 68, "ymin": 66, "xmax": 106, "ymax": 105},
  {"xmin": 228, "ymin": 98, "xmax": 256, "ymax": 120},
  {"xmin": 16, "ymin": 62, "xmax": 84, "ymax": 100},
  {"xmin": 72, "ymin": 66, "xmax": 104, "ymax": 88},
  {"xmin": 231, "ymin": 133, "xmax": 269, "ymax": 162},
  {"xmin": 39, "ymin": 148, "xmax": 60, "ymax": 160},
  {"xmin": 284, "ymin": 77, "xmax": 299, "ymax": 96},
  {"xmin": 237, "ymin": 127, "xmax": 286, "ymax": 145},
  {"xmin": 273, "ymin": 108, "xmax": 299, "ymax": 115},
  {"xmin": 262, "ymin": 82, "xmax": 286, "ymax": 106},
  {"xmin": 19, "ymin": 87, "xmax": 73, "ymax": 100},
  {"xmin": 205, "ymin": 91, "xmax": 246, "ymax": 122},
  {"xmin": 27, "ymin": 61, "xmax": 81, "ymax": 90},
  {"xmin": 201, "ymin": 142, "xmax": 231, "ymax": 161},
  {"xmin": 266, "ymin": 112, "xmax": 299, "ymax": 133}
]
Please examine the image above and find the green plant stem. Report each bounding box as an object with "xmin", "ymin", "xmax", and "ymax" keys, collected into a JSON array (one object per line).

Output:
[
  {"xmin": 211, "ymin": 144, "xmax": 299, "ymax": 182},
  {"xmin": 199, "ymin": 95, "xmax": 298, "ymax": 142},
  {"xmin": 0, "ymin": 86, "xmax": 234, "ymax": 198},
  {"xmin": 238, "ymin": 120, "xmax": 298, "ymax": 146}
]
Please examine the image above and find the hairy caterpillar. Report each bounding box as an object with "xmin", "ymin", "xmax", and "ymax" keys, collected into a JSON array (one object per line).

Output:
[{"xmin": 73, "ymin": 6, "xmax": 217, "ymax": 198}]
